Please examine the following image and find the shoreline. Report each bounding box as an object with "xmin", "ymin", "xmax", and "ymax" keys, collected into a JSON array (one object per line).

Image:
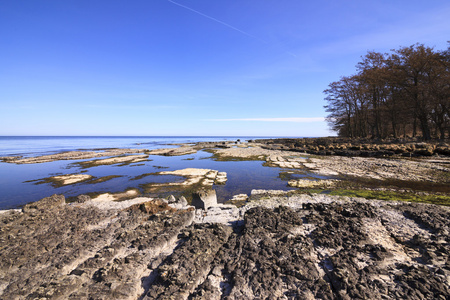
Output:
[
  {"xmin": 1, "ymin": 138, "xmax": 449, "ymax": 209},
  {"xmin": 0, "ymin": 138, "xmax": 449, "ymax": 298}
]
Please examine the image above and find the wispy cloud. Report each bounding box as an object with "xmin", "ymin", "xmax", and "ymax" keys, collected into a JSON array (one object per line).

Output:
[
  {"xmin": 85, "ymin": 104, "xmax": 180, "ymax": 110},
  {"xmin": 208, "ymin": 117, "xmax": 325, "ymax": 122}
]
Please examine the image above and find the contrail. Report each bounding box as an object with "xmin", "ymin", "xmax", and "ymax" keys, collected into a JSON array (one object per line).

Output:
[
  {"xmin": 167, "ymin": 0, "xmax": 266, "ymax": 43},
  {"xmin": 167, "ymin": 0, "xmax": 297, "ymax": 58}
]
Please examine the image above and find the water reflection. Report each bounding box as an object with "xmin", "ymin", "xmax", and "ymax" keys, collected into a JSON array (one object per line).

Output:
[{"xmin": 0, "ymin": 150, "xmax": 327, "ymax": 209}]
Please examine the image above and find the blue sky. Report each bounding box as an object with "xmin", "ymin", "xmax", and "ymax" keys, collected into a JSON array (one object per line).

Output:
[{"xmin": 1, "ymin": 0, "xmax": 449, "ymax": 136}]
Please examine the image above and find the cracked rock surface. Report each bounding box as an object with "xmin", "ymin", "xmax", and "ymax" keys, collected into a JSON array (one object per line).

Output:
[{"xmin": 0, "ymin": 194, "xmax": 449, "ymax": 299}]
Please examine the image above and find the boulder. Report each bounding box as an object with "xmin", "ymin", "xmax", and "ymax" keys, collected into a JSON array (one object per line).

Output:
[
  {"xmin": 22, "ymin": 194, "xmax": 65, "ymax": 213},
  {"xmin": 192, "ymin": 189, "xmax": 217, "ymax": 210},
  {"xmin": 75, "ymin": 194, "xmax": 91, "ymax": 203}
]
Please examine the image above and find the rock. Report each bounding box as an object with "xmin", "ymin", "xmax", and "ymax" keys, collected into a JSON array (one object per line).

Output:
[
  {"xmin": 192, "ymin": 189, "xmax": 217, "ymax": 210},
  {"xmin": 22, "ymin": 194, "xmax": 65, "ymax": 213},
  {"xmin": 75, "ymin": 194, "xmax": 91, "ymax": 203},
  {"xmin": 1, "ymin": 193, "xmax": 450, "ymax": 299},
  {"xmin": 167, "ymin": 195, "xmax": 189, "ymax": 210},
  {"xmin": 214, "ymin": 172, "xmax": 227, "ymax": 184},
  {"xmin": 195, "ymin": 204, "xmax": 241, "ymax": 225},
  {"xmin": 178, "ymin": 196, "xmax": 188, "ymax": 206},
  {"xmin": 2, "ymin": 149, "xmax": 148, "ymax": 164},
  {"xmin": 144, "ymin": 223, "xmax": 232, "ymax": 299},
  {"xmin": 167, "ymin": 195, "xmax": 177, "ymax": 203},
  {"xmin": 288, "ymin": 179, "xmax": 338, "ymax": 188},
  {"xmin": 230, "ymin": 194, "xmax": 248, "ymax": 202},
  {"xmin": 135, "ymin": 199, "xmax": 176, "ymax": 214}
]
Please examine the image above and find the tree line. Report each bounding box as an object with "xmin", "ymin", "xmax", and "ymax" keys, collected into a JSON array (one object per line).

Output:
[{"xmin": 324, "ymin": 43, "xmax": 449, "ymax": 140}]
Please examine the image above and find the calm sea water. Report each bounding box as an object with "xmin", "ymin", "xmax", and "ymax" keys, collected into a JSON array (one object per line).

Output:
[
  {"xmin": 0, "ymin": 136, "xmax": 257, "ymax": 157},
  {"xmin": 0, "ymin": 136, "xmax": 323, "ymax": 210}
]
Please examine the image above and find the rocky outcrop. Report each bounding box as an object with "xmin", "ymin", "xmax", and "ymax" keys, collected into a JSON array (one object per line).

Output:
[
  {"xmin": 254, "ymin": 138, "xmax": 450, "ymax": 157},
  {"xmin": 288, "ymin": 179, "xmax": 338, "ymax": 188},
  {"xmin": 0, "ymin": 193, "xmax": 449, "ymax": 299},
  {"xmin": 0, "ymin": 149, "xmax": 148, "ymax": 164}
]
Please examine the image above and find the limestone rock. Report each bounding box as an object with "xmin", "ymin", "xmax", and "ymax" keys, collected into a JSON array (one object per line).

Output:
[
  {"xmin": 214, "ymin": 172, "xmax": 227, "ymax": 184},
  {"xmin": 192, "ymin": 189, "xmax": 217, "ymax": 210},
  {"xmin": 22, "ymin": 194, "xmax": 65, "ymax": 213},
  {"xmin": 288, "ymin": 179, "xmax": 338, "ymax": 188},
  {"xmin": 230, "ymin": 194, "xmax": 248, "ymax": 202},
  {"xmin": 75, "ymin": 194, "xmax": 91, "ymax": 203},
  {"xmin": 2, "ymin": 193, "xmax": 449, "ymax": 299}
]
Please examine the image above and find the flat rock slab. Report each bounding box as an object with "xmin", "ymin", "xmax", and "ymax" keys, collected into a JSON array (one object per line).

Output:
[
  {"xmin": 155, "ymin": 168, "xmax": 228, "ymax": 188},
  {"xmin": 1, "ymin": 149, "xmax": 148, "ymax": 164},
  {"xmin": 50, "ymin": 174, "xmax": 93, "ymax": 185}
]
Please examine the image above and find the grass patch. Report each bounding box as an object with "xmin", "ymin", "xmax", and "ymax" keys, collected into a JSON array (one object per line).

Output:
[
  {"xmin": 338, "ymin": 175, "xmax": 450, "ymax": 194},
  {"xmin": 286, "ymin": 186, "xmax": 450, "ymax": 206}
]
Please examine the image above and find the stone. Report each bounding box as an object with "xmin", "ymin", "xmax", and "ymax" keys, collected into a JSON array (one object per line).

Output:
[
  {"xmin": 167, "ymin": 195, "xmax": 177, "ymax": 203},
  {"xmin": 230, "ymin": 194, "xmax": 248, "ymax": 201},
  {"xmin": 288, "ymin": 179, "xmax": 337, "ymax": 188},
  {"xmin": 22, "ymin": 194, "xmax": 65, "ymax": 213},
  {"xmin": 192, "ymin": 189, "xmax": 217, "ymax": 210},
  {"xmin": 1, "ymin": 193, "xmax": 450, "ymax": 299},
  {"xmin": 178, "ymin": 196, "xmax": 188, "ymax": 206},
  {"xmin": 215, "ymin": 172, "xmax": 227, "ymax": 184},
  {"xmin": 75, "ymin": 194, "xmax": 91, "ymax": 203}
]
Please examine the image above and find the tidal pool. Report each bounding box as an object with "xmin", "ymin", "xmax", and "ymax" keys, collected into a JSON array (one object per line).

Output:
[{"xmin": 0, "ymin": 150, "xmax": 328, "ymax": 209}]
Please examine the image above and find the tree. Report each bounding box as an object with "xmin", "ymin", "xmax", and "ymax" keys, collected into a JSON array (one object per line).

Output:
[{"xmin": 324, "ymin": 43, "xmax": 449, "ymax": 140}]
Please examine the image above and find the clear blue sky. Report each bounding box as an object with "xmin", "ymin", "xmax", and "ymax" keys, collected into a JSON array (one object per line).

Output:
[{"xmin": 1, "ymin": 0, "xmax": 449, "ymax": 136}]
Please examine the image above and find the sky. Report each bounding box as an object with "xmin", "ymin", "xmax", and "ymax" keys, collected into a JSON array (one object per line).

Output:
[{"xmin": 1, "ymin": 0, "xmax": 449, "ymax": 137}]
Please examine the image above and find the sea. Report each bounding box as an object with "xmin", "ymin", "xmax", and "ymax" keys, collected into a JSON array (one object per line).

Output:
[{"xmin": 0, "ymin": 136, "xmax": 324, "ymax": 210}]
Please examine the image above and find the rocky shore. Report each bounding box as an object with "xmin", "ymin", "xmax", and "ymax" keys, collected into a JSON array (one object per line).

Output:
[
  {"xmin": 1, "ymin": 138, "xmax": 449, "ymax": 299},
  {"xmin": 0, "ymin": 193, "xmax": 449, "ymax": 299},
  {"xmin": 253, "ymin": 137, "xmax": 450, "ymax": 158}
]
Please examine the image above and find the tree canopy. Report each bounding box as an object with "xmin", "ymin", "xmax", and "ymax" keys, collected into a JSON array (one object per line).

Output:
[{"xmin": 324, "ymin": 43, "xmax": 450, "ymax": 140}]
